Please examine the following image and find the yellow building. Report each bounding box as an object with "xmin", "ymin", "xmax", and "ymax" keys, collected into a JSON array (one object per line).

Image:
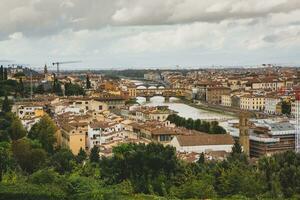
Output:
[
  {"xmin": 221, "ymin": 95, "xmax": 232, "ymax": 107},
  {"xmin": 240, "ymin": 95, "xmax": 265, "ymax": 111},
  {"xmin": 61, "ymin": 123, "xmax": 87, "ymax": 155},
  {"xmin": 34, "ymin": 109, "xmax": 45, "ymax": 117},
  {"xmin": 128, "ymin": 85, "xmax": 137, "ymax": 98}
]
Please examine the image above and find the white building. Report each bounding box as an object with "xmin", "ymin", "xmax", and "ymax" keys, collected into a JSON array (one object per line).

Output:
[
  {"xmin": 170, "ymin": 134, "xmax": 234, "ymax": 153},
  {"xmin": 87, "ymin": 121, "xmax": 124, "ymax": 150},
  {"xmin": 264, "ymin": 97, "xmax": 281, "ymax": 115},
  {"xmin": 12, "ymin": 104, "xmax": 45, "ymax": 119}
]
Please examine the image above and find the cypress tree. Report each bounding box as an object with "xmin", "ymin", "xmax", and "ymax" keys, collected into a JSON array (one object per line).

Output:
[
  {"xmin": 0, "ymin": 65, "xmax": 3, "ymax": 81},
  {"xmin": 90, "ymin": 146, "xmax": 100, "ymax": 163},
  {"xmin": 232, "ymin": 140, "xmax": 243, "ymax": 155},
  {"xmin": 197, "ymin": 152, "xmax": 205, "ymax": 164},
  {"xmin": 1, "ymin": 96, "xmax": 11, "ymax": 113},
  {"xmin": 86, "ymin": 75, "xmax": 91, "ymax": 89},
  {"xmin": 53, "ymin": 78, "xmax": 62, "ymax": 96},
  {"xmin": 3, "ymin": 68, "xmax": 8, "ymax": 80},
  {"xmin": 19, "ymin": 78, "xmax": 24, "ymax": 97},
  {"xmin": 76, "ymin": 147, "xmax": 87, "ymax": 163}
]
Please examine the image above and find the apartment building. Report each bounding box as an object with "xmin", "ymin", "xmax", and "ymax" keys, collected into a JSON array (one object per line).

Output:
[
  {"xmin": 12, "ymin": 102, "xmax": 45, "ymax": 119},
  {"xmin": 87, "ymin": 121, "xmax": 123, "ymax": 149},
  {"xmin": 264, "ymin": 96, "xmax": 282, "ymax": 115},
  {"xmin": 60, "ymin": 122, "xmax": 88, "ymax": 155},
  {"xmin": 221, "ymin": 95, "xmax": 232, "ymax": 107},
  {"xmin": 240, "ymin": 94, "xmax": 265, "ymax": 111},
  {"xmin": 135, "ymin": 106, "xmax": 175, "ymax": 122},
  {"xmin": 206, "ymin": 86, "xmax": 231, "ymax": 104},
  {"xmin": 251, "ymin": 78, "xmax": 285, "ymax": 91}
]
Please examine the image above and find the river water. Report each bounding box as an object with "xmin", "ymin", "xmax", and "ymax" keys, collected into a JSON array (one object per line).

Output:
[
  {"xmin": 129, "ymin": 79, "xmax": 235, "ymax": 121},
  {"xmin": 136, "ymin": 96, "xmax": 235, "ymax": 121}
]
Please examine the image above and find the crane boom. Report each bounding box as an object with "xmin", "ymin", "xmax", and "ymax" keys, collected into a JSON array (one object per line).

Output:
[{"xmin": 52, "ymin": 60, "xmax": 81, "ymax": 76}]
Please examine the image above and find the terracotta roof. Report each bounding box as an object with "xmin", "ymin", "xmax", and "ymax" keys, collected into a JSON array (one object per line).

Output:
[
  {"xmin": 90, "ymin": 121, "xmax": 111, "ymax": 129},
  {"xmin": 151, "ymin": 127, "xmax": 182, "ymax": 135},
  {"xmin": 176, "ymin": 134, "xmax": 234, "ymax": 146},
  {"xmin": 61, "ymin": 123, "xmax": 74, "ymax": 132}
]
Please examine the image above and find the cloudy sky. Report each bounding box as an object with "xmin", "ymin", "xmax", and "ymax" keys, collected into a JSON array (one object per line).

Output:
[{"xmin": 1, "ymin": 0, "xmax": 300, "ymax": 70}]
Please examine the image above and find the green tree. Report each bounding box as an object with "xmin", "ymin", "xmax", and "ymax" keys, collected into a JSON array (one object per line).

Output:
[
  {"xmin": 101, "ymin": 143, "xmax": 179, "ymax": 194},
  {"xmin": 29, "ymin": 168, "xmax": 61, "ymax": 185},
  {"xmin": 1, "ymin": 96, "xmax": 11, "ymax": 113},
  {"xmin": 218, "ymin": 164, "xmax": 263, "ymax": 198},
  {"xmin": 0, "ymin": 142, "xmax": 11, "ymax": 181},
  {"xmin": 0, "ymin": 65, "xmax": 3, "ymax": 81},
  {"xmin": 90, "ymin": 146, "xmax": 100, "ymax": 163},
  {"xmin": 231, "ymin": 140, "xmax": 242, "ymax": 155},
  {"xmin": 64, "ymin": 82, "xmax": 85, "ymax": 96},
  {"xmin": 186, "ymin": 118, "xmax": 194, "ymax": 129},
  {"xmin": 9, "ymin": 117, "xmax": 27, "ymax": 140},
  {"xmin": 197, "ymin": 152, "xmax": 205, "ymax": 164},
  {"xmin": 201, "ymin": 121, "xmax": 210, "ymax": 133},
  {"xmin": 35, "ymin": 84, "xmax": 45, "ymax": 94},
  {"xmin": 282, "ymin": 101, "xmax": 291, "ymax": 115},
  {"xmin": 86, "ymin": 75, "xmax": 91, "ymax": 89},
  {"xmin": 3, "ymin": 68, "xmax": 8, "ymax": 80},
  {"xmin": 194, "ymin": 119, "xmax": 202, "ymax": 130},
  {"xmin": 173, "ymin": 179, "xmax": 216, "ymax": 199},
  {"xmin": 76, "ymin": 147, "xmax": 87, "ymax": 164},
  {"xmin": 53, "ymin": 78, "xmax": 63, "ymax": 96},
  {"xmin": 18, "ymin": 78, "xmax": 24, "ymax": 97},
  {"xmin": 28, "ymin": 115, "xmax": 57, "ymax": 153},
  {"xmin": 51, "ymin": 148, "xmax": 75, "ymax": 174},
  {"xmin": 12, "ymin": 138, "xmax": 47, "ymax": 173},
  {"xmin": 209, "ymin": 121, "xmax": 226, "ymax": 134}
]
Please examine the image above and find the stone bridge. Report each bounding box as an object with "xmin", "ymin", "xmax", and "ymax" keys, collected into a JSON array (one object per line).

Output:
[{"xmin": 136, "ymin": 88, "xmax": 185, "ymax": 102}]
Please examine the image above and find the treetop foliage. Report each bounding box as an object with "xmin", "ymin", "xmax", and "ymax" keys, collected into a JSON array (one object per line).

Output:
[{"xmin": 167, "ymin": 114, "xmax": 227, "ymax": 134}]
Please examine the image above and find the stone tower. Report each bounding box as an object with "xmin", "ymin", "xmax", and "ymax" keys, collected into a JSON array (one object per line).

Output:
[{"xmin": 239, "ymin": 112, "xmax": 250, "ymax": 157}]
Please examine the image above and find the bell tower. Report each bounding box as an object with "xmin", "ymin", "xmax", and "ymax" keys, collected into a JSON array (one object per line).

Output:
[{"xmin": 239, "ymin": 112, "xmax": 250, "ymax": 157}]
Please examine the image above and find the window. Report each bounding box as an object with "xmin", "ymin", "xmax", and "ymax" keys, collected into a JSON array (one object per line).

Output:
[
  {"xmin": 99, "ymin": 105, "xmax": 103, "ymax": 110},
  {"xmin": 160, "ymin": 135, "xmax": 170, "ymax": 141}
]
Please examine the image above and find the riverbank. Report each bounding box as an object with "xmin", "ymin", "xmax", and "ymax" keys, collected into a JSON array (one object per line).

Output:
[
  {"xmin": 137, "ymin": 96, "xmax": 235, "ymax": 121},
  {"xmin": 177, "ymin": 98, "xmax": 238, "ymax": 117}
]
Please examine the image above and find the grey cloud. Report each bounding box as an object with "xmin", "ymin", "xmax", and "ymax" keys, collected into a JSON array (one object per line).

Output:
[{"xmin": 1, "ymin": 0, "xmax": 300, "ymax": 39}]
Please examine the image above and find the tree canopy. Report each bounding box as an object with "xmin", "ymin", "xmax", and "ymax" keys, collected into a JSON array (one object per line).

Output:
[
  {"xmin": 167, "ymin": 114, "xmax": 227, "ymax": 134},
  {"xmin": 28, "ymin": 115, "xmax": 57, "ymax": 153}
]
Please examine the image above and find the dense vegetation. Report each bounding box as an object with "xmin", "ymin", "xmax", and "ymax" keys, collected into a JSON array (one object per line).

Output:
[
  {"xmin": 167, "ymin": 114, "xmax": 227, "ymax": 134},
  {"xmin": 0, "ymin": 80, "xmax": 26, "ymax": 97},
  {"xmin": 2, "ymin": 101, "xmax": 300, "ymax": 199},
  {"xmin": 64, "ymin": 82, "xmax": 85, "ymax": 96},
  {"xmin": 282, "ymin": 101, "xmax": 291, "ymax": 115}
]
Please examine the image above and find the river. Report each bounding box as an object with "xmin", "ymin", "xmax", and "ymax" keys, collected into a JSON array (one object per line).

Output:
[{"xmin": 136, "ymin": 96, "xmax": 235, "ymax": 121}]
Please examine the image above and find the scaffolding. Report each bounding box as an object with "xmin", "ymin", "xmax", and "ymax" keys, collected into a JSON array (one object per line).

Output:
[{"xmin": 296, "ymin": 97, "xmax": 300, "ymax": 153}]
